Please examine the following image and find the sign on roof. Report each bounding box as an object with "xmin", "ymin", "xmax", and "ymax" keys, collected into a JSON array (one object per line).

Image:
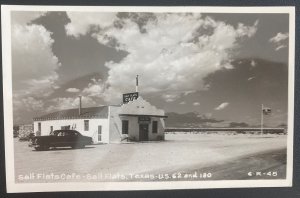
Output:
[{"xmin": 123, "ymin": 92, "xmax": 139, "ymax": 104}]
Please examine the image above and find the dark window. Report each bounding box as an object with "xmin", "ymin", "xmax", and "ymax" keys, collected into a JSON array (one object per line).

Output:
[
  {"xmin": 84, "ymin": 120, "xmax": 89, "ymax": 131},
  {"xmin": 50, "ymin": 126, "xmax": 53, "ymax": 133},
  {"xmin": 64, "ymin": 131, "xmax": 71, "ymax": 136},
  {"xmin": 152, "ymin": 121, "xmax": 158, "ymax": 133},
  {"xmin": 65, "ymin": 131, "xmax": 77, "ymax": 136},
  {"xmin": 98, "ymin": 125, "xmax": 102, "ymax": 141},
  {"xmin": 61, "ymin": 125, "xmax": 70, "ymax": 130},
  {"xmin": 38, "ymin": 122, "xmax": 41, "ymax": 132},
  {"xmin": 57, "ymin": 131, "xmax": 65, "ymax": 136},
  {"xmin": 122, "ymin": 120, "xmax": 129, "ymax": 134},
  {"xmin": 73, "ymin": 131, "xmax": 79, "ymax": 136}
]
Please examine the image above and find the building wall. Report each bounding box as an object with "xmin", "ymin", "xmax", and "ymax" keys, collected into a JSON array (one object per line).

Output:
[
  {"xmin": 32, "ymin": 98, "xmax": 166, "ymax": 144},
  {"xmin": 148, "ymin": 117, "xmax": 165, "ymax": 140},
  {"xmin": 121, "ymin": 116, "xmax": 139, "ymax": 141},
  {"xmin": 109, "ymin": 105, "xmax": 165, "ymax": 143},
  {"xmin": 109, "ymin": 106, "xmax": 125, "ymax": 143},
  {"xmin": 33, "ymin": 118, "xmax": 110, "ymax": 143}
]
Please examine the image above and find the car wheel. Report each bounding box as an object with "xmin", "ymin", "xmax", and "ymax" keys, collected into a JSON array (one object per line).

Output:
[
  {"xmin": 34, "ymin": 147, "xmax": 43, "ymax": 151},
  {"xmin": 35, "ymin": 146, "xmax": 49, "ymax": 151},
  {"xmin": 72, "ymin": 144, "xmax": 85, "ymax": 149},
  {"xmin": 43, "ymin": 146, "xmax": 50, "ymax": 151}
]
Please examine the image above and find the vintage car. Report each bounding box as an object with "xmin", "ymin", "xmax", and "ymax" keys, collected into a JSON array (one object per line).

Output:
[{"xmin": 29, "ymin": 130, "xmax": 93, "ymax": 151}]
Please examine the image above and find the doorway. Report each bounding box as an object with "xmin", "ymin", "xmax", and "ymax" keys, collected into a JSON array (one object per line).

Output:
[{"xmin": 139, "ymin": 124, "xmax": 149, "ymax": 141}]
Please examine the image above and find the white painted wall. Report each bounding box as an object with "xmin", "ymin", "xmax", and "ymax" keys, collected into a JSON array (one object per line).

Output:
[
  {"xmin": 33, "ymin": 118, "xmax": 110, "ymax": 143},
  {"xmin": 108, "ymin": 106, "xmax": 124, "ymax": 143},
  {"xmin": 120, "ymin": 96, "xmax": 165, "ymax": 116},
  {"xmin": 148, "ymin": 117, "xmax": 165, "ymax": 140},
  {"xmin": 32, "ymin": 98, "xmax": 166, "ymax": 144},
  {"xmin": 122, "ymin": 116, "xmax": 139, "ymax": 141},
  {"xmin": 109, "ymin": 103, "xmax": 165, "ymax": 143}
]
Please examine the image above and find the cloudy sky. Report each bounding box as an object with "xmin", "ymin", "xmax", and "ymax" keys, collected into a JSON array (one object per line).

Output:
[{"xmin": 11, "ymin": 11, "xmax": 290, "ymax": 126}]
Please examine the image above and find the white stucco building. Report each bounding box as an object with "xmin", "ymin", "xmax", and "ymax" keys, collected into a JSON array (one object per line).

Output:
[{"xmin": 33, "ymin": 97, "xmax": 167, "ymax": 144}]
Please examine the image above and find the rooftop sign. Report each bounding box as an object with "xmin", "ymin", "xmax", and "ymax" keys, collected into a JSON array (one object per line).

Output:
[{"xmin": 123, "ymin": 92, "xmax": 139, "ymax": 104}]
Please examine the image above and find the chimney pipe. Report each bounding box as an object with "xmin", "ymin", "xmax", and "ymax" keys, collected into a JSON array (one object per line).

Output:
[
  {"xmin": 78, "ymin": 96, "xmax": 82, "ymax": 115},
  {"xmin": 136, "ymin": 75, "xmax": 139, "ymax": 92}
]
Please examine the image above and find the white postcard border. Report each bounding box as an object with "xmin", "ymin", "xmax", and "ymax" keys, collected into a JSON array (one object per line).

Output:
[{"xmin": 1, "ymin": 5, "xmax": 295, "ymax": 193}]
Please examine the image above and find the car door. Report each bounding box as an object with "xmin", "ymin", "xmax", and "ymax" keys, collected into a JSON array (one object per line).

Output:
[
  {"xmin": 61, "ymin": 131, "xmax": 74, "ymax": 146},
  {"xmin": 69, "ymin": 131, "xmax": 80, "ymax": 146},
  {"xmin": 53, "ymin": 131, "xmax": 65, "ymax": 147}
]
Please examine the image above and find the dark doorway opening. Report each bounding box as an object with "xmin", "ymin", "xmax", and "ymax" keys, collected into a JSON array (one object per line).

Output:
[{"xmin": 139, "ymin": 124, "xmax": 149, "ymax": 141}]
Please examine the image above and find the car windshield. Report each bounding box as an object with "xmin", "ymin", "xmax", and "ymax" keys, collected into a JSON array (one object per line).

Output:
[
  {"xmin": 50, "ymin": 130, "xmax": 79, "ymax": 136},
  {"xmin": 50, "ymin": 131, "xmax": 65, "ymax": 136},
  {"xmin": 50, "ymin": 131, "xmax": 56, "ymax": 136}
]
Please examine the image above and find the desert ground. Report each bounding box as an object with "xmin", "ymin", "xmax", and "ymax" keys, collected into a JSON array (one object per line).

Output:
[{"xmin": 14, "ymin": 133, "xmax": 287, "ymax": 183}]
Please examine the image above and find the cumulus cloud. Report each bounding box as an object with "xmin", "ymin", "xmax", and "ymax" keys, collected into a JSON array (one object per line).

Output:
[
  {"xmin": 215, "ymin": 102, "xmax": 229, "ymax": 110},
  {"xmin": 269, "ymin": 32, "xmax": 289, "ymax": 43},
  {"xmin": 184, "ymin": 90, "xmax": 197, "ymax": 96},
  {"xmin": 81, "ymin": 78, "xmax": 105, "ymax": 97},
  {"xmin": 275, "ymin": 45, "xmax": 287, "ymax": 51},
  {"xmin": 66, "ymin": 88, "xmax": 80, "ymax": 93},
  {"xmin": 12, "ymin": 24, "xmax": 60, "ymax": 93},
  {"xmin": 269, "ymin": 32, "xmax": 288, "ymax": 51},
  {"xmin": 247, "ymin": 76, "xmax": 255, "ymax": 81},
  {"xmin": 48, "ymin": 78, "xmax": 106, "ymax": 113},
  {"xmin": 162, "ymin": 93, "xmax": 180, "ymax": 102},
  {"xmin": 193, "ymin": 102, "xmax": 200, "ymax": 106},
  {"xmin": 13, "ymin": 96, "xmax": 44, "ymax": 112},
  {"xmin": 65, "ymin": 13, "xmax": 258, "ymax": 103},
  {"xmin": 250, "ymin": 60, "xmax": 256, "ymax": 67},
  {"xmin": 46, "ymin": 96, "xmax": 98, "ymax": 112},
  {"xmin": 65, "ymin": 12, "xmax": 117, "ymax": 37},
  {"xmin": 11, "ymin": 12, "xmax": 61, "ymax": 122},
  {"xmin": 179, "ymin": 101, "xmax": 186, "ymax": 105}
]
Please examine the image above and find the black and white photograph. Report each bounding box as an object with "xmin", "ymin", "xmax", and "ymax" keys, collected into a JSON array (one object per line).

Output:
[{"xmin": 1, "ymin": 5, "xmax": 295, "ymax": 192}]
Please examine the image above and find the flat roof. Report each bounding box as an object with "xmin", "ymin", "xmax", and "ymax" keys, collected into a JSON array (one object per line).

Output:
[{"xmin": 33, "ymin": 106, "xmax": 109, "ymax": 121}]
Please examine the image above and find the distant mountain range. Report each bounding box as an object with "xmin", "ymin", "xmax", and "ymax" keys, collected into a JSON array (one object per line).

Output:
[
  {"xmin": 165, "ymin": 112, "xmax": 255, "ymax": 128},
  {"xmin": 165, "ymin": 112, "xmax": 224, "ymax": 128},
  {"xmin": 164, "ymin": 112, "xmax": 286, "ymax": 128}
]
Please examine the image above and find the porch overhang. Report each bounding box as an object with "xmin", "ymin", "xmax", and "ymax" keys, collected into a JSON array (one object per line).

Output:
[{"xmin": 119, "ymin": 114, "xmax": 168, "ymax": 118}]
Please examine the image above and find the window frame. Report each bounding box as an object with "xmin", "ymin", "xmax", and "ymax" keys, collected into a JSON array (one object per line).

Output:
[
  {"xmin": 38, "ymin": 122, "xmax": 41, "ymax": 132},
  {"xmin": 152, "ymin": 121, "xmax": 158, "ymax": 133},
  {"xmin": 98, "ymin": 125, "xmax": 102, "ymax": 141},
  {"xmin": 122, "ymin": 120, "xmax": 129, "ymax": 134},
  {"xmin": 84, "ymin": 120, "xmax": 89, "ymax": 131}
]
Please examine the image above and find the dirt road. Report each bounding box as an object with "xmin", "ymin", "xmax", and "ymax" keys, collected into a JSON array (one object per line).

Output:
[{"xmin": 14, "ymin": 134, "xmax": 287, "ymax": 182}]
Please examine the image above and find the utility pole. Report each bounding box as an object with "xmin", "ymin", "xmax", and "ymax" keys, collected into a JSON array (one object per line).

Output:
[
  {"xmin": 78, "ymin": 95, "xmax": 82, "ymax": 115},
  {"xmin": 261, "ymin": 104, "xmax": 263, "ymax": 135}
]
